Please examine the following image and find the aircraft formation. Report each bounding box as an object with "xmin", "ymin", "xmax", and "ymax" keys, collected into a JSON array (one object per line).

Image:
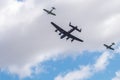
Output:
[{"xmin": 43, "ymin": 7, "xmax": 116, "ymax": 51}]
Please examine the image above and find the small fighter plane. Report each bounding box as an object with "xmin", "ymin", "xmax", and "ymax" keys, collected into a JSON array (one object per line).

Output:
[
  {"xmin": 104, "ymin": 42, "xmax": 115, "ymax": 50},
  {"xmin": 51, "ymin": 22, "xmax": 83, "ymax": 42},
  {"xmin": 43, "ymin": 7, "xmax": 56, "ymax": 16}
]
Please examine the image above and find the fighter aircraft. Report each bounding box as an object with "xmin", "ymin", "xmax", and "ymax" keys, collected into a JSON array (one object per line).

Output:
[
  {"xmin": 43, "ymin": 7, "xmax": 56, "ymax": 16},
  {"xmin": 51, "ymin": 22, "xmax": 83, "ymax": 42},
  {"xmin": 104, "ymin": 42, "xmax": 115, "ymax": 50}
]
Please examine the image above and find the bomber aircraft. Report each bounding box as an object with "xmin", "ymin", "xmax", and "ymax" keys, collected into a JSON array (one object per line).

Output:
[
  {"xmin": 43, "ymin": 7, "xmax": 56, "ymax": 16},
  {"xmin": 51, "ymin": 22, "xmax": 83, "ymax": 42},
  {"xmin": 104, "ymin": 42, "xmax": 115, "ymax": 50}
]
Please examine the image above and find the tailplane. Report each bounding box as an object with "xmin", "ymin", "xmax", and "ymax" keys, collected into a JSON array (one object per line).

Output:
[
  {"xmin": 69, "ymin": 22, "xmax": 81, "ymax": 32},
  {"xmin": 52, "ymin": 7, "xmax": 56, "ymax": 10}
]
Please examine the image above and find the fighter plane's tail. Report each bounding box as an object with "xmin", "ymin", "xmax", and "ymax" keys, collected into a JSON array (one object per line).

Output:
[
  {"xmin": 52, "ymin": 7, "xmax": 56, "ymax": 10},
  {"xmin": 69, "ymin": 22, "xmax": 82, "ymax": 32},
  {"xmin": 112, "ymin": 42, "xmax": 115, "ymax": 45},
  {"xmin": 110, "ymin": 42, "xmax": 115, "ymax": 47}
]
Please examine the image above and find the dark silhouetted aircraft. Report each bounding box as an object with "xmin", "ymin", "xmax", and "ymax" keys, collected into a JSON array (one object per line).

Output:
[
  {"xmin": 104, "ymin": 42, "xmax": 115, "ymax": 50},
  {"xmin": 51, "ymin": 22, "xmax": 83, "ymax": 42},
  {"xmin": 43, "ymin": 7, "xmax": 56, "ymax": 16}
]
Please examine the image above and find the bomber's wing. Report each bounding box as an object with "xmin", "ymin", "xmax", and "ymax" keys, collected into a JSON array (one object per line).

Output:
[
  {"xmin": 67, "ymin": 33, "xmax": 84, "ymax": 42},
  {"xmin": 43, "ymin": 9, "xmax": 50, "ymax": 13},
  {"xmin": 51, "ymin": 22, "xmax": 66, "ymax": 33}
]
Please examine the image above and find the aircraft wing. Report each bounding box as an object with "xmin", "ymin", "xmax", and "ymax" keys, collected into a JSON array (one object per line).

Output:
[
  {"xmin": 51, "ymin": 22, "xmax": 83, "ymax": 42},
  {"xmin": 67, "ymin": 33, "xmax": 84, "ymax": 42},
  {"xmin": 51, "ymin": 22, "xmax": 67, "ymax": 33},
  {"xmin": 50, "ymin": 12, "xmax": 56, "ymax": 16},
  {"xmin": 43, "ymin": 9, "xmax": 49, "ymax": 13},
  {"xmin": 104, "ymin": 44, "xmax": 108, "ymax": 48},
  {"xmin": 109, "ymin": 47, "xmax": 114, "ymax": 50}
]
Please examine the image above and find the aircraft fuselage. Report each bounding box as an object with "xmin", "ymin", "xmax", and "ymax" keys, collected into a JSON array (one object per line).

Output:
[{"xmin": 60, "ymin": 28, "xmax": 76, "ymax": 39}]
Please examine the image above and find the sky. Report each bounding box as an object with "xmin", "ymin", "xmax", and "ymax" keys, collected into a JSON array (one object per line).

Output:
[{"xmin": 0, "ymin": 0, "xmax": 120, "ymax": 80}]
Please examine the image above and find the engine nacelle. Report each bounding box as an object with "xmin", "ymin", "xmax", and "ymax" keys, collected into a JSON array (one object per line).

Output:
[
  {"xmin": 59, "ymin": 33, "xmax": 62, "ymax": 35},
  {"xmin": 71, "ymin": 39, "xmax": 74, "ymax": 42},
  {"xmin": 55, "ymin": 30, "xmax": 58, "ymax": 32},
  {"xmin": 66, "ymin": 37, "xmax": 69, "ymax": 40}
]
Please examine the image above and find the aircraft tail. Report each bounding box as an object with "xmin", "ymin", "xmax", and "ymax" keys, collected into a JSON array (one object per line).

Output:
[
  {"xmin": 112, "ymin": 42, "xmax": 115, "ymax": 45},
  {"xmin": 52, "ymin": 7, "xmax": 56, "ymax": 10},
  {"xmin": 69, "ymin": 22, "xmax": 81, "ymax": 32},
  {"xmin": 69, "ymin": 22, "xmax": 71, "ymax": 26},
  {"xmin": 76, "ymin": 28, "xmax": 82, "ymax": 32}
]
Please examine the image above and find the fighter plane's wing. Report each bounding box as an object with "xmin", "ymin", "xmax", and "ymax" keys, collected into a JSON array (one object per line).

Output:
[
  {"xmin": 104, "ymin": 44, "xmax": 108, "ymax": 48},
  {"xmin": 51, "ymin": 22, "xmax": 83, "ymax": 42},
  {"xmin": 50, "ymin": 12, "xmax": 56, "ymax": 16},
  {"xmin": 43, "ymin": 9, "xmax": 50, "ymax": 13},
  {"xmin": 109, "ymin": 47, "xmax": 114, "ymax": 50}
]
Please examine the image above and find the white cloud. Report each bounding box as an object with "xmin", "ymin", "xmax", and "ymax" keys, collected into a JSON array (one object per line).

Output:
[
  {"xmin": 55, "ymin": 51, "xmax": 114, "ymax": 80},
  {"xmin": 94, "ymin": 52, "xmax": 113, "ymax": 71},
  {"xmin": 8, "ymin": 64, "xmax": 32, "ymax": 78},
  {"xmin": 55, "ymin": 66, "xmax": 92, "ymax": 80},
  {"xmin": 0, "ymin": 0, "xmax": 120, "ymax": 78},
  {"xmin": 112, "ymin": 71, "xmax": 120, "ymax": 80}
]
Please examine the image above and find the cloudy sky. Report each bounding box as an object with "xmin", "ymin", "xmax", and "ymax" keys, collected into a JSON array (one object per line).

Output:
[{"xmin": 0, "ymin": 0, "xmax": 120, "ymax": 80}]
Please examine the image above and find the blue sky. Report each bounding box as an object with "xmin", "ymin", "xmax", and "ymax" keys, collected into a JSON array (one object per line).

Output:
[
  {"xmin": 0, "ymin": 0, "xmax": 120, "ymax": 80},
  {"xmin": 0, "ymin": 50, "xmax": 120, "ymax": 80}
]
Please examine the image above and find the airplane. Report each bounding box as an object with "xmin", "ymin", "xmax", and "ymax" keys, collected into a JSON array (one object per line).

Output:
[
  {"xmin": 43, "ymin": 7, "xmax": 56, "ymax": 16},
  {"xmin": 104, "ymin": 42, "xmax": 115, "ymax": 50},
  {"xmin": 51, "ymin": 22, "xmax": 83, "ymax": 42}
]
